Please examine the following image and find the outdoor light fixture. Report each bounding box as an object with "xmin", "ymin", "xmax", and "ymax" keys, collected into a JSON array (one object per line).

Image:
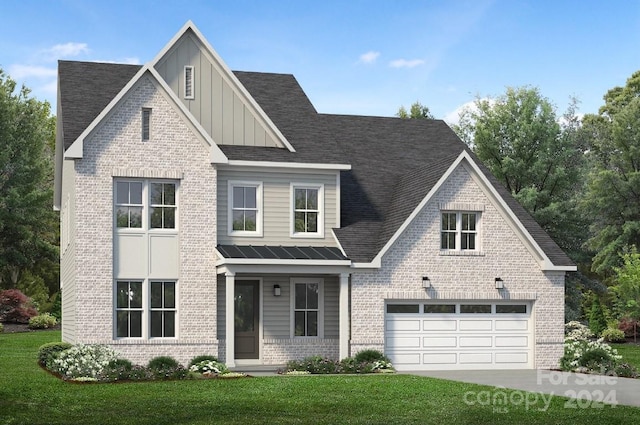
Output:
[
  {"xmin": 495, "ymin": 277, "xmax": 504, "ymax": 290},
  {"xmin": 274, "ymin": 284, "xmax": 281, "ymax": 297},
  {"xmin": 422, "ymin": 276, "xmax": 431, "ymax": 289}
]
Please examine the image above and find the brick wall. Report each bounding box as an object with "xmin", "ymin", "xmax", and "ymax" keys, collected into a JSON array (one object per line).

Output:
[{"xmin": 350, "ymin": 162, "xmax": 565, "ymax": 369}]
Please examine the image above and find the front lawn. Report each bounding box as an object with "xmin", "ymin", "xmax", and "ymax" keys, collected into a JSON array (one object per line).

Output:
[
  {"xmin": 1, "ymin": 331, "xmax": 639, "ymax": 424},
  {"xmin": 611, "ymin": 343, "xmax": 640, "ymax": 370}
]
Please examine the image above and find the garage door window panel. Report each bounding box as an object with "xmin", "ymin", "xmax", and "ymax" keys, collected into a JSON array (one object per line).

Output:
[
  {"xmin": 460, "ymin": 304, "xmax": 492, "ymax": 314},
  {"xmin": 387, "ymin": 304, "xmax": 420, "ymax": 314},
  {"xmin": 424, "ymin": 304, "xmax": 456, "ymax": 314},
  {"xmin": 496, "ymin": 304, "xmax": 527, "ymax": 314}
]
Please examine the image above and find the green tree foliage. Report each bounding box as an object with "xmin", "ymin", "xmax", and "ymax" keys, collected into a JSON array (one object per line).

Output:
[
  {"xmin": 396, "ymin": 101, "xmax": 434, "ymax": 119},
  {"xmin": 582, "ymin": 71, "xmax": 640, "ymax": 275},
  {"xmin": 0, "ymin": 68, "xmax": 58, "ymax": 292},
  {"xmin": 453, "ymin": 87, "xmax": 587, "ymax": 258},
  {"xmin": 588, "ymin": 296, "xmax": 607, "ymax": 337},
  {"xmin": 611, "ymin": 248, "xmax": 640, "ymax": 321}
]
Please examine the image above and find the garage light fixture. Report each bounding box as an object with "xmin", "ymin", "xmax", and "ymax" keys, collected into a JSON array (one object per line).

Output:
[
  {"xmin": 495, "ymin": 277, "xmax": 504, "ymax": 290},
  {"xmin": 422, "ymin": 276, "xmax": 431, "ymax": 289},
  {"xmin": 274, "ymin": 284, "xmax": 281, "ymax": 296}
]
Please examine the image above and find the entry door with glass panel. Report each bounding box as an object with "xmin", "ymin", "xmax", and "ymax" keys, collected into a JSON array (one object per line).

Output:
[{"xmin": 234, "ymin": 281, "xmax": 259, "ymax": 359}]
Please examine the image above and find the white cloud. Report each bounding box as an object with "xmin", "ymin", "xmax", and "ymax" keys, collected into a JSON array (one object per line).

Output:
[
  {"xmin": 389, "ymin": 58, "xmax": 425, "ymax": 69},
  {"xmin": 359, "ymin": 51, "xmax": 380, "ymax": 64},
  {"xmin": 444, "ymin": 100, "xmax": 479, "ymax": 126},
  {"xmin": 8, "ymin": 64, "xmax": 57, "ymax": 80},
  {"xmin": 42, "ymin": 42, "xmax": 90, "ymax": 60}
]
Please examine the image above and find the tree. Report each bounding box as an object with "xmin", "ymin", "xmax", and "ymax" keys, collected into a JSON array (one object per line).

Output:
[
  {"xmin": 581, "ymin": 70, "xmax": 640, "ymax": 276},
  {"xmin": 0, "ymin": 68, "xmax": 58, "ymax": 289},
  {"xmin": 588, "ymin": 296, "xmax": 607, "ymax": 337},
  {"xmin": 453, "ymin": 87, "xmax": 587, "ymax": 257},
  {"xmin": 396, "ymin": 101, "xmax": 434, "ymax": 119}
]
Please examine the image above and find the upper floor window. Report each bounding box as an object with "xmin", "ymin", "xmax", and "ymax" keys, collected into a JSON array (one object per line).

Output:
[
  {"xmin": 184, "ymin": 66, "xmax": 194, "ymax": 99},
  {"xmin": 291, "ymin": 184, "xmax": 324, "ymax": 238},
  {"xmin": 441, "ymin": 211, "xmax": 478, "ymax": 251},
  {"xmin": 115, "ymin": 180, "xmax": 177, "ymax": 230},
  {"xmin": 142, "ymin": 108, "xmax": 151, "ymax": 141},
  {"xmin": 228, "ymin": 181, "xmax": 262, "ymax": 236}
]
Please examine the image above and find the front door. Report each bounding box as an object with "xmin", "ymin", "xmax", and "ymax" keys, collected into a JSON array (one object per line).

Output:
[{"xmin": 234, "ymin": 280, "xmax": 259, "ymax": 359}]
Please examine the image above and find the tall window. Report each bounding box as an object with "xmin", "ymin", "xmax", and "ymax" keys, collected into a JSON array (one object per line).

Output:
[
  {"xmin": 116, "ymin": 181, "xmax": 143, "ymax": 228},
  {"xmin": 291, "ymin": 184, "xmax": 323, "ymax": 237},
  {"xmin": 440, "ymin": 212, "xmax": 478, "ymax": 251},
  {"xmin": 142, "ymin": 108, "xmax": 151, "ymax": 141},
  {"xmin": 150, "ymin": 281, "xmax": 176, "ymax": 338},
  {"xmin": 150, "ymin": 183, "xmax": 176, "ymax": 229},
  {"xmin": 228, "ymin": 181, "xmax": 262, "ymax": 235},
  {"xmin": 293, "ymin": 280, "xmax": 322, "ymax": 337},
  {"xmin": 116, "ymin": 281, "xmax": 143, "ymax": 338}
]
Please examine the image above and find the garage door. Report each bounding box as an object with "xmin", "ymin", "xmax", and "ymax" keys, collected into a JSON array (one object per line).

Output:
[{"xmin": 385, "ymin": 302, "xmax": 532, "ymax": 370}]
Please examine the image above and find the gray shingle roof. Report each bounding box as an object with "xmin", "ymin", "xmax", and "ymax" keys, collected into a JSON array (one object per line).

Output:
[{"xmin": 57, "ymin": 60, "xmax": 573, "ymax": 268}]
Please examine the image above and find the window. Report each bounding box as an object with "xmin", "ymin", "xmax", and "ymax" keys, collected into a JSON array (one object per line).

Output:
[
  {"xmin": 496, "ymin": 304, "xmax": 527, "ymax": 314},
  {"xmin": 292, "ymin": 279, "xmax": 323, "ymax": 337},
  {"xmin": 142, "ymin": 108, "xmax": 151, "ymax": 141},
  {"xmin": 228, "ymin": 181, "xmax": 262, "ymax": 235},
  {"xmin": 424, "ymin": 304, "xmax": 456, "ymax": 314},
  {"xmin": 460, "ymin": 304, "xmax": 491, "ymax": 314},
  {"xmin": 184, "ymin": 66, "xmax": 194, "ymax": 99},
  {"xmin": 387, "ymin": 304, "xmax": 419, "ymax": 314},
  {"xmin": 116, "ymin": 181, "xmax": 143, "ymax": 228},
  {"xmin": 150, "ymin": 183, "xmax": 176, "ymax": 229},
  {"xmin": 116, "ymin": 281, "xmax": 143, "ymax": 337},
  {"xmin": 291, "ymin": 184, "xmax": 323, "ymax": 237},
  {"xmin": 114, "ymin": 180, "xmax": 177, "ymax": 231},
  {"xmin": 150, "ymin": 281, "xmax": 176, "ymax": 337},
  {"xmin": 115, "ymin": 280, "xmax": 177, "ymax": 339},
  {"xmin": 441, "ymin": 212, "xmax": 478, "ymax": 251}
]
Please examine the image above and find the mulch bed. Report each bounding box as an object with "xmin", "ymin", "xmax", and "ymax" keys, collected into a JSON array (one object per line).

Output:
[{"xmin": 1, "ymin": 322, "xmax": 61, "ymax": 333}]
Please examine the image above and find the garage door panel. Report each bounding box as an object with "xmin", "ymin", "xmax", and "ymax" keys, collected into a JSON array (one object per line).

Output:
[
  {"xmin": 387, "ymin": 336, "xmax": 421, "ymax": 348},
  {"xmin": 495, "ymin": 336, "xmax": 528, "ymax": 347},
  {"xmin": 389, "ymin": 353, "xmax": 421, "ymax": 365},
  {"xmin": 495, "ymin": 352, "xmax": 528, "ymax": 364},
  {"xmin": 459, "ymin": 320, "xmax": 492, "ymax": 331},
  {"xmin": 459, "ymin": 353, "xmax": 492, "ymax": 364},
  {"xmin": 495, "ymin": 320, "xmax": 528, "ymax": 331},
  {"xmin": 459, "ymin": 336, "xmax": 492, "ymax": 347},
  {"xmin": 423, "ymin": 336, "xmax": 457, "ymax": 347},
  {"xmin": 386, "ymin": 319, "xmax": 420, "ymax": 331},
  {"xmin": 423, "ymin": 353, "xmax": 457, "ymax": 364},
  {"xmin": 423, "ymin": 320, "xmax": 457, "ymax": 331}
]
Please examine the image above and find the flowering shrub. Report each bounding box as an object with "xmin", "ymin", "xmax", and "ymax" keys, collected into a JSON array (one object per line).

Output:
[
  {"xmin": 601, "ymin": 328, "xmax": 626, "ymax": 343},
  {"xmin": 38, "ymin": 341, "xmax": 73, "ymax": 369},
  {"xmin": 371, "ymin": 359, "xmax": 394, "ymax": 371},
  {"xmin": 189, "ymin": 360, "xmax": 228, "ymax": 375},
  {"xmin": 565, "ymin": 321, "xmax": 593, "ymax": 340},
  {"xmin": 282, "ymin": 355, "xmax": 394, "ymax": 375},
  {"xmin": 188, "ymin": 355, "xmax": 218, "ymax": 367},
  {"xmin": 147, "ymin": 356, "xmax": 188, "ymax": 380},
  {"xmin": 51, "ymin": 344, "xmax": 118, "ymax": 380},
  {"xmin": 560, "ymin": 337, "xmax": 622, "ymax": 374},
  {"xmin": 28, "ymin": 313, "xmax": 58, "ymax": 329}
]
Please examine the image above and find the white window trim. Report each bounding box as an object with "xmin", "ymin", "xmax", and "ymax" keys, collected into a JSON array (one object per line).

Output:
[
  {"xmin": 113, "ymin": 279, "xmax": 179, "ymax": 340},
  {"xmin": 290, "ymin": 278, "xmax": 324, "ymax": 339},
  {"xmin": 184, "ymin": 66, "xmax": 194, "ymax": 100},
  {"xmin": 290, "ymin": 183, "xmax": 324, "ymax": 238},
  {"xmin": 440, "ymin": 211, "xmax": 481, "ymax": 253},
  {"xmin": 114, "ymin": 179, "xmax": 179, "ymax": 233},
  {"xmin": 227, "ymin": 180, "xmax": 263, "ymax": 237}
]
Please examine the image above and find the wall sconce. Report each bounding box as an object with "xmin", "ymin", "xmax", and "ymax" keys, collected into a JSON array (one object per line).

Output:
[
  {"xmin": 422, "ymin": 276, "xmax": 431, "ymax": 289},
  {"xmin": 273, "ymin": 284, "xmax": 281, "ymax": 297},
  {"xmin": 495, "ymin": 277, "xmax": 504, "ymax": 290}
]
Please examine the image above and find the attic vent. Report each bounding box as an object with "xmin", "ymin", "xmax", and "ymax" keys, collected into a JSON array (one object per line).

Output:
[
  {"xmin": 142, "ymin": 108, "xmax": 151, "ymax": 141},
  {"xmin": 184, "ymin": 66, "xmax": 194, "ymax": 99}
]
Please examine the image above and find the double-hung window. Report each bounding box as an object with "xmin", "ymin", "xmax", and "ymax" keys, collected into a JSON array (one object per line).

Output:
[
  {"xmin": 150, "ymin": 183, "xmax": 176, "ymax": 229},
  {"xmin": 116, "ymin": 181, "xmax": 143, "ymax": 228},
  {"xmin": 150, "ymin": 281, "xmax": 176, "ymax": 338},
  {"xmin": 292, "ymin": 279, "xmax": 323, "ymax": 337},
  {"xmin": 291, "ymin": 184, "xmax": 324, "ymax": 237},
  {"xmin": 116, "ymin": 281, "xmax": 143, "ymax": 338},
  {"xmin": 115, "ymin": 180, "xmax": 178, "ymax": 230},
  {"xmin": 440, "ymin": 211, "xmax": 479, "ymax": 251},
  {"xmin": 228, "ymin": 181, "xmax": 262, "ymax": 236},
  {"xmin": 115, "ymin": 280, "xmax": 177, "ymax": 339}
]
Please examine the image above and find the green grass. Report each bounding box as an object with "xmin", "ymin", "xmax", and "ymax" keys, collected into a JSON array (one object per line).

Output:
[
  {"xmin": 1, "ymin": 331, "xmax": 640, "ymax": 424},
  {"xmin": 612, "ymin": 343, "xmax": 640, "ymax": 370}
]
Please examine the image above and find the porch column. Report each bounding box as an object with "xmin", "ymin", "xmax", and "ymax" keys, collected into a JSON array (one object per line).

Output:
[
  {"xmin": 225, "ymin": 272, "xmax": 235, "ymax": 368},
  {"xmin": 339, "ymin": 273, "xmax": 350, "ymax": 359}
]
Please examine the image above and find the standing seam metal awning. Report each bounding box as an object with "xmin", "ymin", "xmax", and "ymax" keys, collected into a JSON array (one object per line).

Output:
[{"xmin": 216, "ymin": 245, "xmax": 348, "ymax": 261}]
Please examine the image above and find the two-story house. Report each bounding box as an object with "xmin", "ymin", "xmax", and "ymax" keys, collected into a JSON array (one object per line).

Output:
[{"xmin": 54, "ymin": 21, "xmax": 575, "ymax": 371}]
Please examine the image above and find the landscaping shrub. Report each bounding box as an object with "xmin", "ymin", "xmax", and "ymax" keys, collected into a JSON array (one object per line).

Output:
[
  {"xmin": 98, "ymin": 359, "xmax": 153, "ymax": 382},
  {"xmin": 618, "ymin": 317, "xmax": 639, "ymax": 338},
  {"xmin": 147, "ymin": 356, "xmax": 187, "ymax": 380},
  {"xmin": 188, "ymin": 354, "xmax": 218, "ymax": 367},
  {"xmin": 560, "ymin": 338, "xmax": 622, "ymax": 374},
  {"xmin": 614, "ymin": 362, "xmax": 639, "ymax": 378},
  {"xmin": 0, "ymin": 289, "xmax": 38, "ymax": 323},
  {"xmin": 50, "ymin": 344, "xmax": 118, "ymax": 380},
  {"xmin": 565, "ymin": 321, "xmax": 593, "ymax": 340},
  {"xmin": 588, "ymin": 297, "xmax": 607, "ymax": 337},
  {"xmin": 284, "ymin": 355, "xmax": 394, "ymax": 375},
  {"xmin": 354, "ymin": 349, "xmax": 390, "ymax": 363},
  {"xmin": 189, "ymin": 359, "xmax": 228, "ymax": 375},
  {"xmin": 602, "ymin": 328, "xmax": 626, "ymax": 343},
  {"xmin": 38, "ymin": 341, "xmax": 73, "ymax": 368},
  {"xmin": 28, "ymin": 313, "xmax": 58, "ymax": 329}
]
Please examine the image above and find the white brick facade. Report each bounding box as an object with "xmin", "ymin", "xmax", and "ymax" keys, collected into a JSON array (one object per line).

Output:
[
  {"xmin": 350, "ymin": 163, "xmax": 565, "ymax": 369},
  {"xmin": 69, "ymin": 75, "xmax": 218, "ymax": 365}
]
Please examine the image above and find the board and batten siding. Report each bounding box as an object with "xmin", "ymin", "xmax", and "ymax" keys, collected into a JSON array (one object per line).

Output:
[
  {"xmin": 154, "ymin": 30, "xmax": 281, "ymax": 148},
  {"xmin": 217, "ymin": 169, "xmax": 339, "ymax": 247},
  {"xmin": 216, "ymin": 275, "xmax": 339, "ymax": 340}
]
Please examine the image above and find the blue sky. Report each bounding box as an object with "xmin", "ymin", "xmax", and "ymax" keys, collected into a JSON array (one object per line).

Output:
[{"xmin": 2, "ymin": 0, "xmax": 640, "ymax": 123}]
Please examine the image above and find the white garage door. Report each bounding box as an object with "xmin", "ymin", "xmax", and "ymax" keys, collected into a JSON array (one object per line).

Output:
[{"xmin": 385, "ymin": 302, "xmax": 533, "ymax": 370}]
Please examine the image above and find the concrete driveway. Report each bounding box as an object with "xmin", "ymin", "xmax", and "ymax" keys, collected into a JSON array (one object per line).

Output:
[{"xmin": 405, "ymin": 369, "xmax": 640, "ymax": 408}]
